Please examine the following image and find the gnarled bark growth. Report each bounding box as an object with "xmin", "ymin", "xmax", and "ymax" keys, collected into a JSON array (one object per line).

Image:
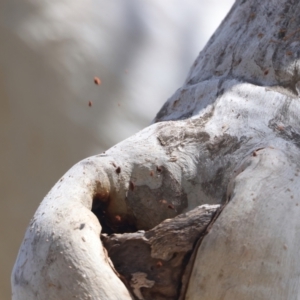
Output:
[
  {"xmin": 12, "ymin": 0, "xmax": 300, "ymax": 299},
  {"xmin": 102, "ymin": 204, "xmax": 220, "ymax": 300}
]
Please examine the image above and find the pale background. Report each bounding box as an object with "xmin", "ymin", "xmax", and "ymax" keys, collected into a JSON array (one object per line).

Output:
[{"xmin": 0, "ymin": 0, "xmax": 234, "ymax": 298}]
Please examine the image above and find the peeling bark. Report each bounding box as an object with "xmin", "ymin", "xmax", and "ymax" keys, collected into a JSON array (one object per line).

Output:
[
  {"xmin": 102, "ymin": 204, "xmax": 219, "ymax": 300},
  {"xmin": 12, "ymin": 0, "xmax": 300, "ymax": 299}
]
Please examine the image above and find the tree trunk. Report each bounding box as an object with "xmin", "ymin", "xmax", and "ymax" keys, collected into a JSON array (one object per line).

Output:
[{"xmin": 12, "ymin": 0, "xmax": 300, "ymax": 299}]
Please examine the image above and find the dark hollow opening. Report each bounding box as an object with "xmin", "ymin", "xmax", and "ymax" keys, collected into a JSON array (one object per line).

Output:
[{"xmin": 92, "ymin": 193, "xmax": 138, "ymax": 234}]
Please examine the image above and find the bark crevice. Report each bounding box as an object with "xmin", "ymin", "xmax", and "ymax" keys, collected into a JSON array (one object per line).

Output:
[{"xmin": 101, "ymin": 204, "xmax": 220, "ymax": 300}]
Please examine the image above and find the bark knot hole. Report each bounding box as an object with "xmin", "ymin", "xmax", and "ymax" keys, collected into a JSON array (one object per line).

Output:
[{"xmin": 92, "ymin": 192, "xmax": 137, "ymax": 235}]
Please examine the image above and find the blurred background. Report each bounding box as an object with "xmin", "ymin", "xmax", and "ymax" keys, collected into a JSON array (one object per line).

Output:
[{"xmin": 0, "ymin": 0, "xmax": 234, "ymax": 298}]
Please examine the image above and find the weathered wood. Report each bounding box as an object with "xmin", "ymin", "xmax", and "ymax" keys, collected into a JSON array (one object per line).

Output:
[{"xmin": 102, "ymin": 204, "xmax": 219, "ymax": 300}]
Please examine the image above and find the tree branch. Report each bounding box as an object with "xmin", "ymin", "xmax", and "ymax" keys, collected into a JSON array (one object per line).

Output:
[{"xmin": 12, "ymin": 0, "xmax": 300, "ymax": 299}]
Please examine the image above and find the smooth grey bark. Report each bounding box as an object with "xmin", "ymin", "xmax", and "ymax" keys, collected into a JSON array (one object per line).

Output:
[{"xmin": 12, "ymin": 0, "xmax": 300, "ymax": 299}]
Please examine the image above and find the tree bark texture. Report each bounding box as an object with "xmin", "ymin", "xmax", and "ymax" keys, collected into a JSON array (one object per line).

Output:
[
  {"xmin": 12, "ymin": 0, "xmax": 300, "ymax": 299},
  {"xmin": 101, "ymin": 204, "xmax": 220, "ymax": 300}
]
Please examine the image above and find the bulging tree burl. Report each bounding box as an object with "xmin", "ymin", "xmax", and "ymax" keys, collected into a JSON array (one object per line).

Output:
[{"xmin": 12, "ymin": 0, "xmax": 300, "ymax": 299}]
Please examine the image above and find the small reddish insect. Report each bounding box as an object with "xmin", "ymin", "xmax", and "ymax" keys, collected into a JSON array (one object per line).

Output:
[
  {"xmin": 156, "ymin": 261, "xmax": 163, "ymax": 267},
  {"xmin": 94, "ymin": 77, "xmax": 101, "ymax": 85},
  {"xmin": 115, "ymin": 215, "xmax": 121, "ymax": 222},
  {"xmin": 88, "ymin": 101, "xmax": 92, "ymax": 107}
]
